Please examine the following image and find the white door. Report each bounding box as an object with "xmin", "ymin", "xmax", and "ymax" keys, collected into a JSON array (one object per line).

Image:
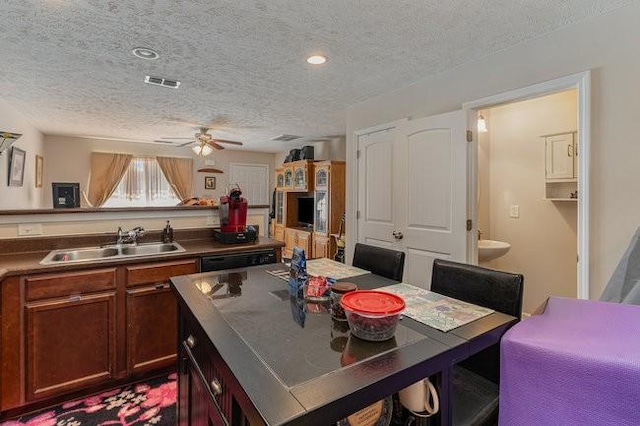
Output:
[
  {"xmin": 356, "ymin": 111, "xmax": 468, "ymax": 288},
  {"xmin": 401, "ymin": 111, "xmax": 468, "ymax": 288},
  {"xmin": 229, "ymin": 163, "xmax": 269, "ymax": 205},
  {"xmin": 356, "ymin": 124, "xmax": 404, "ymax": 249}
]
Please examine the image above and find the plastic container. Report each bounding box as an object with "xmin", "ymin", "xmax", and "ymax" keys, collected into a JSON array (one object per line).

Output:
[
  {"xmin": 330, "ymin": 282, "xmax": 358, "ymax": 320},
  {"xmin": 340, "ymin": 290, "xmax": 405, "ymax": 341}
]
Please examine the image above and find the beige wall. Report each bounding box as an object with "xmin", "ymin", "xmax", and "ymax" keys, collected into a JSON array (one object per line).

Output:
[
  {"xmin": 43, "ymin": 135, "xmax": 277, "ymax": 208},
  {"xmin": 479, "ymin": 91, "xmax": 578, "ymax": 314},
  {"xmin": 346, "ymin": 2, "xmax": 640, "ymax": 301},
  {"xmin": 0, "ymin": 98, "xmax": 45, "ymax": 209}
]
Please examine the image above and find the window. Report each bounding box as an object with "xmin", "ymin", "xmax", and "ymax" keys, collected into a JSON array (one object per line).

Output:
[{"xmin": 103, "ymin": 157, "xmax": 179, "ymax": 207}]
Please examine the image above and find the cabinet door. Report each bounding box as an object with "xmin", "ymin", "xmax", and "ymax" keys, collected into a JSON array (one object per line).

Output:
[
  {"xmin": 294, "ymin": 167, "xmax": 306, "ymax": 190},
  {"xmin": 25, "ymin": 292, "xmax": 116, "ymax": 401},
  {"xmin": 275, "ymin": 169, "xmax": 285, "ymax": 188},
  {"xmin": 313, "ymin": 234, "xmax": 330, "ymax": 259},
  {"xmin": 545, "ymin": 133, "xmax": 575, "ymax": 179},
  {"xmin": 126, "ymin": 284, "xmax": 177, "ymax": 374},
  {"xmin": 314, "ymin": 190, "xmax": 329, "ymax": 234},
  {"xmin": 284, "ymin": 168, "xmax": 293, "ymax": 188},
  {"xmin": 315, "ymin": 167, "xmax": 329, "ymax": 189},
  {"xmin": 297, "ymin": 231, "xmax": 312, "ymax": 256},
  {"xmin": 274, "ymin": 225, "xmax": 285, "ymax": 242},
  {"xmin": 284, "ymin": 228, "xmax": 297, "ymax": 258},
  {"xmin": 275, "ymin": 190, "xmax": 285, "ymax": 225}
]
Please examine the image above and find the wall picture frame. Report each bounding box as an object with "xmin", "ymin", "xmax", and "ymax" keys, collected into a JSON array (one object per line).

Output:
[
  {"xmin": 35, "ymin": 155, "xmax": 43, "ymax": 188},
  {"xmin": 8, "ymin": 147, "xmax": 26, "ymax": 187},
  {"xmin": 204, "ymin": 176, "xmax": 216, "ymax": 190}
]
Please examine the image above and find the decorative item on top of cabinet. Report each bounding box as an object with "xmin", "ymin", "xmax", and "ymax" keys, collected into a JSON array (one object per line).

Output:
[{"xmin": 543, "ymin": 131, "xmax": 578, "ymax": 201}]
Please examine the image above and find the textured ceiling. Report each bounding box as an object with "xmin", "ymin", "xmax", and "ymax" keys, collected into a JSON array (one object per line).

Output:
[{"xmin": 0, "ymin": 1, "xmax": 631, "ymax": 152}]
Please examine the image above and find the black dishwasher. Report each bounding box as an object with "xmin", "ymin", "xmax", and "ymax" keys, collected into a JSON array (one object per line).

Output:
[{"xmin": 200, "ymin": 249, "xmax": 277, "ymax": 272}]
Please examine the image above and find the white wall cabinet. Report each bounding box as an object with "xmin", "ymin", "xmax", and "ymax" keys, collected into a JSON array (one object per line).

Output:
[{"xmin": 544, "ymin": 131, "xmax": 578, "ymax": 201}]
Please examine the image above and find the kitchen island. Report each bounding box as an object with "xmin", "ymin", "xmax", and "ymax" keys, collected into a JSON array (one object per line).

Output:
[{"xmin": 171, "ymin": 264, "xmax": 517, "ymax": 425}]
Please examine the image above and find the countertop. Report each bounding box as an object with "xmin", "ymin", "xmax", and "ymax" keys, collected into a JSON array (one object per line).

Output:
[{"xmin": 0, "ymin": 236, "xmax": 284, "ymax": 280}]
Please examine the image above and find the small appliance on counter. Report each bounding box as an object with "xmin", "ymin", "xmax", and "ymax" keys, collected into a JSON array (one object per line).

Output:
[{"xmin": 214, "ymin": 184, "xmax": 256, "ymax": 244}]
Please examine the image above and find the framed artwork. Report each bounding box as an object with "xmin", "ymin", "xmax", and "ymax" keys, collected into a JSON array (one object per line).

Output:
[
  {"xmin": 8, "ymin": 147, "xmax": 26, "ymax": 187},
  {"xmin": 204, "ymin": 176, "xmax": 216, "ymax": 190},
  {"xmin": 35, "ymin": 155, "xmax": 43, "ymax": 188}
]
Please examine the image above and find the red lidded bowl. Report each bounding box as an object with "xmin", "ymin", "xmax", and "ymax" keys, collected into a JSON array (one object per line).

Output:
[{"xmin": 340, "ymin": 290, "xmax": 405, "ymax": 341}]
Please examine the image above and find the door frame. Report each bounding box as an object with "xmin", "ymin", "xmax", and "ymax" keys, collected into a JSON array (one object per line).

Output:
[{"xmin": 462, "ymin": 70, "xmax": 591, "ymax": 299}]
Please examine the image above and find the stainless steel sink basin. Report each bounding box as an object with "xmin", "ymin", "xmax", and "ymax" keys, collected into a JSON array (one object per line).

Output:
[
  {"xmin": 48, "ymin": 247, "xmax": 120, "ymax": 262},
  {"xmin": 120, "ymin": 243, "xmax": 182, "ymax": 256},
  {"xmin": 40, "ymin": 242, "xmax": 186, "ymax": 265}
]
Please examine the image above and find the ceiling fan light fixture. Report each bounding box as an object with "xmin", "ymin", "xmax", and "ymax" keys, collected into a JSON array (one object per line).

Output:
[
  {"xmin": 307, "ymin": 55, "xmax": 327, "ymax": 65},
  {"xmin": 193, "ymin": 144, "xmax": 213, "ymax": 156}
]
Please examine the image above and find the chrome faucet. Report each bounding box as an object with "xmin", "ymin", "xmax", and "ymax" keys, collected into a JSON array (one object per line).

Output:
[{"xmin": 117, "ymin": 226, "xmax": 146, "ymax": 245}]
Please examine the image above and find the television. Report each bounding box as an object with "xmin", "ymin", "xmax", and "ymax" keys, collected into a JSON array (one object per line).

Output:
[{"xmin": 297, "ymin": 196, "xmax": 314, "ymax": 228}]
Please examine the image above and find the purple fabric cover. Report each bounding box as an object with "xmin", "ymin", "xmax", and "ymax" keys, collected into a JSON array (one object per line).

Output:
[{"xmin": 500, "ymin": 297, "xmax": 640, "ymax": 426}]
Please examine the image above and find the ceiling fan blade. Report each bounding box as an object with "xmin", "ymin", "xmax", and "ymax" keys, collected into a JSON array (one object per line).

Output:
[
  {"xmin": 207, "ymin": 141, "xmax": 225, "ymax": 150},
  {"xmin": 212, "ymin": 139, "xmax": 243, "ymax": 146},
  {"xmin": 178, "ymin": 140, "xmax": 196, "ymax": 147}
]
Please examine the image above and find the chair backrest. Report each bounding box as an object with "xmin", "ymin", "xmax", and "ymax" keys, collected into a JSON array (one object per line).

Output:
[
  {"xmin": 352, "ymin": 243, "xmax": 405, "ymax": 281},
  {"xmin": 431, "ymin": 259, "xmax": 524, "ymax": 384},
  {"xmin": 431, "ymin": 259, "xmax": 524, "ymax": 319}
]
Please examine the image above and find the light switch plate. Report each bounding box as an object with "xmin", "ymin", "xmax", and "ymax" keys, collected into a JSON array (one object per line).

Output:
[{"xmin": 509, "ymin": 205, "xmax": 520, "ymax": 218}]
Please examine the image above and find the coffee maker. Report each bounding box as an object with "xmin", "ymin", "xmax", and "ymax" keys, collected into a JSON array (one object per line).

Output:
[
  {"xmin": 219, "ymin": 185, "xmax": 248, "ymax": 232},
  {"xmin": 214, "ymin": 185, "xmax": 257, "ymax": 244}
]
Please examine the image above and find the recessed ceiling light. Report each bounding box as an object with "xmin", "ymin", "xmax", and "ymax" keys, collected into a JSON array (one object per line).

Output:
[
  {"xmin": 307, "ymin": 55, "xmax": 327, "ymax": 65},
  {"xmin": 132, "ymin": 47, "xmax": 159, "ymax": 60}
]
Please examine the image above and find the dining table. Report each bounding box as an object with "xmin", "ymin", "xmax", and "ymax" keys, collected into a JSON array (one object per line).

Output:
[{"xmin": 170, "ymin": 261, "xmax": 517, "ymax": 426}]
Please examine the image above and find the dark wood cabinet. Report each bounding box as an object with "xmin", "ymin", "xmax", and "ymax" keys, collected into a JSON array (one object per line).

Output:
[
  {"xmin": 178, "ymin": 312, "xmax": 264, "ymax": 426},
  {"xmin": 23, "ymin": 268, "xmax": 118, "ymax": 402},
  {"xmin": 125, "ymin": 260, "xmax": 198, "ymax": 375},
  {"xmin": 1, "ymin": 258, "xmax": 198, "ymax": 416}
]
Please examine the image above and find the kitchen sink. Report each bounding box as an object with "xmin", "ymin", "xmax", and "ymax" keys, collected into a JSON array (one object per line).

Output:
[
  {"xmin": 40, "ymin": 241, "xmax": 186, "ymax": 265},
  {"xmin": 120, "ymin": 243, "xmax": 183, "ymax": 256}
]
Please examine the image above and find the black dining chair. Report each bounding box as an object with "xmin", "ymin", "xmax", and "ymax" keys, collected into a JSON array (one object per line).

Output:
[
  {"xmin": 430, "ymin": 259, "xmax": 524, "ymax": 426},
  {"xmin": 352, "ymin": 243, "xmax": 406, "ymax": 281}
]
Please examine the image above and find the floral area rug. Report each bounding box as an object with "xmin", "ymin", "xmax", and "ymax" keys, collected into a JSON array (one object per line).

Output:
[{"xmin": 2, "ymin": 372, "xmax": 176, "ymax": 426}]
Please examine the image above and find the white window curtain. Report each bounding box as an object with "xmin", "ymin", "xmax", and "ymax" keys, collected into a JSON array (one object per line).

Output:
[{"xmin": 103, "ymin": 157, "xmax": 179, "ymax": 207}]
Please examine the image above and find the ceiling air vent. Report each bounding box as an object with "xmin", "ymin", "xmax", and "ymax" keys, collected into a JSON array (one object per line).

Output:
[
  {"xmin": 144, "ymin": 75, "xmax": 181, "ymax": 89},
  {"xmin": 271, "ymin": 134, "xmax": 302, "ymax": 142}
]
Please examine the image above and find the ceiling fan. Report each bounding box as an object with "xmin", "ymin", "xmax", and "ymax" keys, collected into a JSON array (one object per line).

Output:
[{"xmin": 157, "ymin": 126, "xmax": 243, "ymax": 156}]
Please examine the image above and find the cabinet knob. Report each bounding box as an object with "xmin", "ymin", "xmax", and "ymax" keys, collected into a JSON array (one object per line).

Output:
[
  {"xmin": 210, "ymin": 378, "xmax": 223, "ymax": 396},
  {"xmin": 392, "ymin": 231, "xmax": 404, "ymax": 240},
  {"xmin": 186, "ymin": 335, "xmax": 196, "ymax": 349}
]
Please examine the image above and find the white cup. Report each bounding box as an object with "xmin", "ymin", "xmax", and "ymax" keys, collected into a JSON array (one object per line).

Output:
[{"xmin": 398, "ymin": 379, "xmax": 439, "ymax": 416}]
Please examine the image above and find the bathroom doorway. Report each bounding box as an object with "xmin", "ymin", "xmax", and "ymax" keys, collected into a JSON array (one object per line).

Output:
[
  {"xmin": 464, "ymin": 71, "xmax": 590, "ymax": 314},
  {"xmin": 475, "ymin": 90, "xmax": 578, "ymax": 314}
]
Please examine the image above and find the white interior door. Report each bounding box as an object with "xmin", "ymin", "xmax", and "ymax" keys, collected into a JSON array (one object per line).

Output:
[
  {"xmin": 355, "ymin": 112, "xmax": 468, "ymax": 288},
  {"xmin": 229, "ymin": 163, "xmax": 269, "ymax": 205},
  {"xmin": 356, "ymin": 125, "xmax": 403, "ymax": 249},
  {"xmin": 401, "ymin": 111, "xmax": 468, "ymax": 288}
]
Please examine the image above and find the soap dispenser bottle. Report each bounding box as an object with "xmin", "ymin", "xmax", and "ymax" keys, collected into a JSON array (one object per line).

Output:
[{"xmin": 162, "ymin": 220, "xmax": 173, "ymax": 243}]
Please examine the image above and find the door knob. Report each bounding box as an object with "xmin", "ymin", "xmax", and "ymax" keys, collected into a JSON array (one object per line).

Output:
[{"xmin": 392, "ymin": 231, "xmax": 404, "ymax": 240}]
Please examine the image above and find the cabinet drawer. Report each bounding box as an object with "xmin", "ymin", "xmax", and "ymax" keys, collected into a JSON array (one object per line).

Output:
[
  {"xmin": 25, "ymin": 268, "xmax": 117, "ymax": 301},
  {"xmin": 126, "ymin": 259, "xmax": 197, "ymax": 287}
]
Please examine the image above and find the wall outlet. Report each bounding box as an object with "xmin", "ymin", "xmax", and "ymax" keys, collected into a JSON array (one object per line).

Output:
[
  {"xmin": 509, "ymin": 205, "xmax": 520, "ymax": 218},
  {"xmin": 18, "ymin": 223, "xmax": 43, "ymax": 236}
]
